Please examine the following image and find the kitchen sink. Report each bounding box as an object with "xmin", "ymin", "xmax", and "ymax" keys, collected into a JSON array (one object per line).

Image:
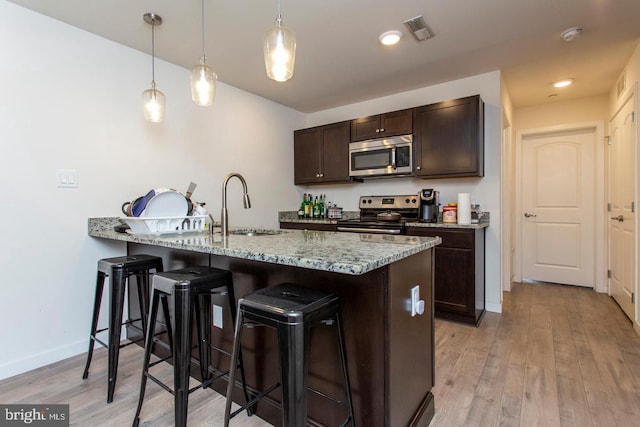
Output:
[{"xmin": 229, "ymin": 228, "xmax": 284, "ymax": 236}]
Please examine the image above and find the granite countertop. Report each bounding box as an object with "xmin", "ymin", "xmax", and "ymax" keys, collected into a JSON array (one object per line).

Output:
[
  {"xmin": 279, "ymin": 210, "xmax": 490, "ymax": 229},
  {"xmin": 89, "ymin": 218, "xmax": 441, "ymax": 276},
  {"xmin": 404, "ymin": 219, "xmax": 490, "ymax": 229}
]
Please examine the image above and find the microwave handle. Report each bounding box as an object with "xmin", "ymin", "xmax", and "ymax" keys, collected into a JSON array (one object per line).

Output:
[{"xmin": 391, "ymin": 146, "xmax": 397, "ymax": 170}]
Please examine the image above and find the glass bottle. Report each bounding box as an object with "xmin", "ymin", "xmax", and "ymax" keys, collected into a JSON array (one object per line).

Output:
[{"xmin": 298, "ymin": 193, "xmax": 306, "ymax": 219}]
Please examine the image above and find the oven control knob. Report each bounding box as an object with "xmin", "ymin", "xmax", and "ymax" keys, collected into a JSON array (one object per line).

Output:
[{"xmin": 411, "ymin": 198, "xmax": 417, "ymax": 204}]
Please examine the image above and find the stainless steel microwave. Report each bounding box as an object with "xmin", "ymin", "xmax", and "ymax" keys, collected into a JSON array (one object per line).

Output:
[{"xmin": 349, "ymin": 134, "xmax": 413, "ymax": 178}]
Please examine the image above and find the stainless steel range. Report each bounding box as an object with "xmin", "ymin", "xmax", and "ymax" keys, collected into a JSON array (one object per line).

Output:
[{"xmin": 336, "ymin": 195, "xmax": 420, "ymax": 234}]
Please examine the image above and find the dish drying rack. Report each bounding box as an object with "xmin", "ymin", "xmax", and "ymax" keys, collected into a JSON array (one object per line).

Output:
[{"xmin": 120, "ymin": 215, "xmax": 208, "ymax": 235}]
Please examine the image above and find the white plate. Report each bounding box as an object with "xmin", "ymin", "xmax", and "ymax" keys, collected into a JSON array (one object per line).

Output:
[{"xmin": 142, "ymin": 190, "xmax": 188, "ymax": 217}]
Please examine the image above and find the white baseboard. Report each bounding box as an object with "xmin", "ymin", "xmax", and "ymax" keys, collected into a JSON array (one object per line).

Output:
[
  {"xmin": 0, "ymin": 339, "xmax": 87, "ymax": 381},
  {"xmin": 486, "ymin": 301, "xmax": 502, "ymax": 313}
]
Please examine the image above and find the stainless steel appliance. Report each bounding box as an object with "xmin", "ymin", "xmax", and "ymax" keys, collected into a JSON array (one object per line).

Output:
[
  {"xmin": 419, "ymin": 189, "xmax": 439, "ymax": 223},
  {"xmin": 336, "ymin": 195, "xmax": 419, "ymax": 234},
  {"xmin": 349, "ymin": 135, "xmax": 413, "ymax": 178}
]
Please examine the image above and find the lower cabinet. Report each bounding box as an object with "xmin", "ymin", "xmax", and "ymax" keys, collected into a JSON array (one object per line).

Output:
[{"xmin": 406, "ymin": 226, "xmax": 485, "ymax": 325}]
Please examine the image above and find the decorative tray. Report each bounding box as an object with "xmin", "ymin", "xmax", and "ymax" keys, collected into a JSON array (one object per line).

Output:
[{"xmin": 120, "ymin": 215, "xmax": 208, "ymax": 235}]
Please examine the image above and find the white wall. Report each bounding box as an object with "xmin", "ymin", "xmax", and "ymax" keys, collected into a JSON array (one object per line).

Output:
[
  {"xmin": 304, "ymin": 71, "xmax": 504, "ymax": 314},
  {"xmin": 0, "ymin": 1, "xmax": 305, "ymax": 380}
]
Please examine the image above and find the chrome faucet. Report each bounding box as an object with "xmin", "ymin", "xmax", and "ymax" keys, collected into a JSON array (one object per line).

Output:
[{"xmin": 221, "ymin": 172, "xmax": 251, "ymax": 236}]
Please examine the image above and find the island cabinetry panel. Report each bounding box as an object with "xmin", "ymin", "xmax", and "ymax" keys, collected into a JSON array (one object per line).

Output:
[
  {"xmin": 294, "ymin": 120, "xmax": 351, "ymax": 184},
  {"xmin": 126, "ymin": 243, "xmax": 435, "ymax": 427},
  {"xmin": 280, "ymin": 221, "xmax": 337, "ymax": 231},
  {"xmin": 406, "ymin": 227, "xmax": 485, "ymax": 325},
  {"xmin": 414, "ymin": 95, "xmax": 484, "ymax": 178},
  {"xmin": 350, "ymin": 108, "xmax": 413, "ymax": 142}
]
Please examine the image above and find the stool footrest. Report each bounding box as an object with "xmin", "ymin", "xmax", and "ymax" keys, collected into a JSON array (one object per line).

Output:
[{"xmin": 229, "ymin": 382, "xmax": 280, "ymax": 420}]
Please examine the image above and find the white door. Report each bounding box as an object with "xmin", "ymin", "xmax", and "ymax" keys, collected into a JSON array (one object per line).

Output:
[
  {"xmin": 609, "ymin": 96, "xmax": 635, "ymax": 319},
  {"xmin": 521, "ymin": 128, "xmax": 596, "ymax": 287}
]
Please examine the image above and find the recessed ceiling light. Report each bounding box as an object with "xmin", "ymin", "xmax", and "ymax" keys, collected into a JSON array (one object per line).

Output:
[
  {"xmin": 553, "ymin": 79, "xmax": 574, "ymax": 88},
  {"xmin": 379, "ymin": 30, "xmax": 402, "ymax": 46},
  {"xmin": 561, "ymin": 26, "xmax": 583, "ymax": 42}
]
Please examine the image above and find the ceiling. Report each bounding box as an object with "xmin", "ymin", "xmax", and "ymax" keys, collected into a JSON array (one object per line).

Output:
[{"xmin": 7, "ymin": 0, "xmax": 640, "ymax": 113}]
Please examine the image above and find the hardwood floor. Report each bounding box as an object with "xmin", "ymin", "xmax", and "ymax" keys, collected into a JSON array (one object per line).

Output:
[{"xmin": 1, "ymin": 281, "xmax": 639, "ymax": 426}]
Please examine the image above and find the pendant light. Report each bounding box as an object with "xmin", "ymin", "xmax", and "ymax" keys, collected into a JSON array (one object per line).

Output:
[
  {"xmin": 190, "ymin": 0, "xmax": 217, "ymax": 106},
  {"xmin": 263, "ymin": 0, "xmax": 296, "ymax": 82},
  {"xmin": 141, "ymin": 13, "xmax": 165, "ymax": 123}
]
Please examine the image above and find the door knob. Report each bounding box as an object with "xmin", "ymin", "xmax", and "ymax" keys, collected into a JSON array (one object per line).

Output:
[
  {"xmin": 524, "ymin": 212, "xmax": 537, "ymax": 218},
  {"xmin": 611, "ymin": 215, "xmax": 624, "ymax": 222}
]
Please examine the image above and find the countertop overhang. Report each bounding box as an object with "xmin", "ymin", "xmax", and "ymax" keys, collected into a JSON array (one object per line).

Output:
[{"xmin": 89, "ymin": 218, "xmax": 441, "ymax": 275}]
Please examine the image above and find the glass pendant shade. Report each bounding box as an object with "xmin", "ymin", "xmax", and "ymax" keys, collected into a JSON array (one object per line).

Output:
[
  {"xmin": 264, "ymin": 23, "xmax": 296, "ymax": 82},
  {"xmin": 142, "ymin": 86, "xmax": 166, "ymax": 123},
  {"xmin": 142, "ymin": 13, "xmax": 164, "ymax": 123},
  {"xmin": 190, "ymin": 60, "xmax": 217, "ymax": 106}
]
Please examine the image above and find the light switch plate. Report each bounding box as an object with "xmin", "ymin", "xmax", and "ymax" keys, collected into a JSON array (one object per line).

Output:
[{"xmin": 57, "ymin": 169, "xmax": 78, "ymax": 188}]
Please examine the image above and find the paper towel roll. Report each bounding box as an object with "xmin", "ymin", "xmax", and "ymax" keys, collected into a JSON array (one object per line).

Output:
[{"xmin": 457, "ymin": 193, "xmax": 471, "ymax": 225}]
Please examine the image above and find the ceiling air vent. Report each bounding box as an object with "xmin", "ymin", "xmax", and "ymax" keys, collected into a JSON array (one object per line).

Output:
[{"xmin": 403, "ymin": 15, "xmax": 433, "ymax": 42}]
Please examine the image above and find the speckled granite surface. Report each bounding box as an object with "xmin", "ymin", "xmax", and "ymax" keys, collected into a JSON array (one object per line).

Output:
[
  {"xmin": 89, "ymin": 217, "xmax": 440, "ymax": 275},
  {"xmin": 279, "ymin": 211, "xmax": 490, "ymax": 229},
  {"xmin": 278, "ymin": 210, "xmax": 359, "ymax": 223},
  {"xmin": 405, "ymin": 214, "xmax": 490, "ymax": 229}
]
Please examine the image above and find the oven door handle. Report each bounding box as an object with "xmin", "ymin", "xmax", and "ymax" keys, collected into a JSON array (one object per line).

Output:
[
  {"xmin": 337, "ymin": 226, "xmax": 402, "ymax": 235},
  {"xmin": 391, "ymin": 146, "xmax": 397, "ymax": 170}
]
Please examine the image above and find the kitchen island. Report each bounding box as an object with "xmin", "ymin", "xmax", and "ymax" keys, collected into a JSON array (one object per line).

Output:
[{"xmin": 89, "ymin": 218, "xmax": 441, "ymax": 427}]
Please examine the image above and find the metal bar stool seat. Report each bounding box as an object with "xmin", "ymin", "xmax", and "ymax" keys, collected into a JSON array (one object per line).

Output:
[
  {"xmin": 132, "ymin": 266, "xmax": 250, "ymax": 427},
  {"xmin": 82, "ymin": 254, "xmax": 163, "ymax": 403},
  {"xmin": 224, "ymin": 283, "xmax": 355, "ymax": 427}
]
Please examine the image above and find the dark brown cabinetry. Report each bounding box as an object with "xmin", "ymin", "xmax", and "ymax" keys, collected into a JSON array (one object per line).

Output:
[
  {"xmin": 406, "ymin": 226, "xmax": 485, "ymax": 325},
  {"xmin": 414, "ymin": 95, "xmax": 484, "ymax": 178},
  {"xmin": 294, "ymin": 121, "xmax": 351, "ymax": 185},
  {"xmin": 350, "ymin": 108, "xmax": 413, "ymax": 142}
]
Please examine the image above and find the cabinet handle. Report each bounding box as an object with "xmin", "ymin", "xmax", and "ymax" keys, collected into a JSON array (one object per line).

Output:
[
  {"xmin": 380, "ymin": 128, "xmax": 385, "ymax": 132},
  {"xmin": 416, "ymin": 166, "xmax": 421, "ymax": 170},
  {"xmin": 316, "ymin": 173, "xmax": 320, "ymax": 178},
  {"xmin": 320, "ymin": 173, "xmax": 324, "ymax": 177}
]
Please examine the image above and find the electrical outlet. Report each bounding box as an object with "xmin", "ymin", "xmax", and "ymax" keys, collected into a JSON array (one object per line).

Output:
[
  {"xmin": 410, "ymin": 285, "xmax": 425, "ymax": 317},
  {"xmin": 213, "ymin": 304, "xmax": 223, "ymax": 329}
]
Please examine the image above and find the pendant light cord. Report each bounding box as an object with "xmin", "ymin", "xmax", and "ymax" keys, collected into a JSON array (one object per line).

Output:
[
  {"xmin": 277, "ymin": 0, "xmax": 283, "ymax": 25},
  {"xmin": 200, "ymin": 0, "xmax": 206, "ymax": 61},
  {"xmin": 151, "ymin": 18, "xmax": 156, "ymax": 87}
]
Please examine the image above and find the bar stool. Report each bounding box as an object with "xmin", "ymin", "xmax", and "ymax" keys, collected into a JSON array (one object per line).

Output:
[
  {"xmin": 82, "ymin": 254, "xmax": 163, "ymax": 403},
  {"xmin": 132, "ymin": 266, "xmax": 250, "ymax": 427},
  {"xmin": 224, "ymin": 283, "xmax": 355, "ymax": 427}
]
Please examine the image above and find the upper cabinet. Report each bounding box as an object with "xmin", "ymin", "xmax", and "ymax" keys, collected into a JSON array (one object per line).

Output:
[
  {"xmin": 294, "ymin": 121, "xmax": 351, "ymax": 185},
  {"xmin": 350, "ymin": 109, "xmax": 413, "ymax": 142},
  {"xmin": 414, "ymin": 95, "xmax": 484, "ymax": 178}
]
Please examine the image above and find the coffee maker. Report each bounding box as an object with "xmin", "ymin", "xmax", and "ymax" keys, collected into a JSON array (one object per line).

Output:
[{"xmin": 419, "ymin": 189, "xmax": 439, "ymax": 222}]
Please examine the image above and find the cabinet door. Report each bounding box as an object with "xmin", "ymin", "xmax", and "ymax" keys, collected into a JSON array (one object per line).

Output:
[
  {"xmin": 351, "ymin": 115, "xmax": 381, "ymax": 141},
  {"xmin": 414, "ymin": 95, "xmax": 484, "ymax": 178},
  {"xmin": 294, "ymin": 127, "xmax": 322, "ymax": 184},
  {"xmin": 433, "ymin": 246, "xmax": 474, "ymax": 315},
  {"xmin": 351, "ymin": 109, "xmax": 413, "ymax": 142},
  {"xmin": 320, "ymin": 121, "xmax": 351, "ymax": 182},
  {"xmin": 380, "ymin": 109, "xmax": 413, "ymax": 138}
]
